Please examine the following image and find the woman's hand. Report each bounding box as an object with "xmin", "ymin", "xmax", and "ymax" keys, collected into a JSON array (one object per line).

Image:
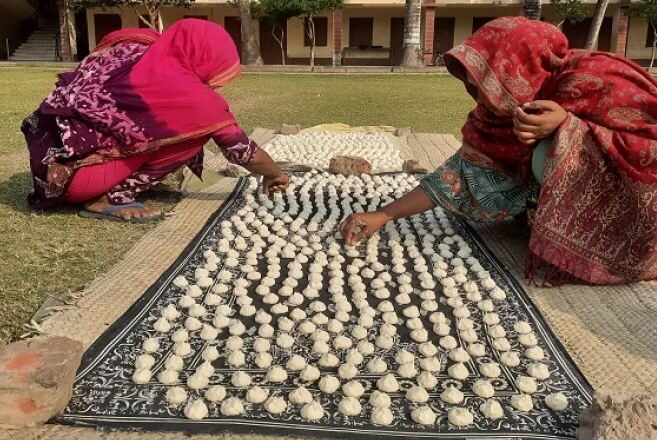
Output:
[
  {"xmin": 262, "ymin": 173, "xmax": 290, "ymax": 195},
  {"xmin": 339, "ymin": 211, "xmax": 392, "ymax": 246},
  {"xmin": 513, "ymin": 100, "xmax": 567, "ymax": 144}
]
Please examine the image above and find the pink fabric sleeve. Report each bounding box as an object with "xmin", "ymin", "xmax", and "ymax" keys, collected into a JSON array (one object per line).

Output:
[{"xmin": 212, "ymin": 124, "xmax": 258, "ymax": 166}]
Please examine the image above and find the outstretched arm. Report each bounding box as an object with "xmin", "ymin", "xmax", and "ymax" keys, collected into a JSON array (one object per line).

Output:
[
  {"xmin": 339, "ymin": 187, "xmax": 435, "ymax": 245},
  {"xmin": 242, "ymin": 147, "xmax": 290, "ymax": 195},
  {"xmin": 213, "ymin": 125, "xmax": 289, "ymax": 195}
]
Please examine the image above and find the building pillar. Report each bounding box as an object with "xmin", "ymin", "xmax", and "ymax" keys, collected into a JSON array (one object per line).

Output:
[
  {"xmin": 332, "ymin": 9, "xmax": 343, "ymax": 66},
  {"xmin": 613, "ymin": 8, "xmax": 630, "ymax": 57},
  {"xmin": 56, "ymin": 0, "xmax": 73, "ymax": 61},
  {"xmin": 423, "ymin": 0, "xmax": 436, "ymax": 65}
]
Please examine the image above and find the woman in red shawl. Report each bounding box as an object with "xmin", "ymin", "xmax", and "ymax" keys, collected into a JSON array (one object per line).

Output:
[
  {"xmin": 23, "ymin": 19, "xmax": 288, "ymax": 222},
  {"xmin": 341, "ymin": 17, "xmax": 657, "ymax": 285}
]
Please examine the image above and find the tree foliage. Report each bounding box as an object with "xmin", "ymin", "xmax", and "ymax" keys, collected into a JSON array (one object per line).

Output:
[
  {"xmin": 67, "ymin": 0, "xmax": 195, "ymax": 31},
  {"xmin": 256, "ymin": 0, "xmax": 342, "ymax": 68},
  {"xmin": 550, "ymin": 0, "xmax": 588, "ymax": 27}
]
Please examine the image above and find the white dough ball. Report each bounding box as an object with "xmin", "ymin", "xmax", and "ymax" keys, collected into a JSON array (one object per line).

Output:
[
  {"xmin": 184, "ymin": 399, "xmax": 208, "ymax": 420},
  {"xmin": 205, "ymin": 385, "xmax": 227, "ymax": 403},
  {"xmin": 247, "ymin": 386, "xmax": 270, "ymax": 404},
  {"xmin": 377, "ymin": 374, "xmax": 400, "ymax": 393},
  {"xmin": 338, "ymin": 397, "xmax": 362, "ymax": 417},
  {"xmin": 166, "ymin": 386, "xmax": 187, "ymax": 405},
  {"xmin": 301, "ymin": 401, "xmax": 324, "ymax": 421},
  {"xmin": 511, "ymin": 394, "xmax": 534, "ymax": 412},
  {"xmin": 448, "ymin": 407, "xmax": 474, "ymax": 427},
  {"xmin": 472, "ymin": 379, "xmax": 495, "ymax": 398},
  {"xmin": 318, "ymin": 375, "xmax": 340, "ymax": 394},
  {"xmin": 545, "ymin": 392, "xmax": 569, "ymax": 411},
  {"xmin": 221, "ymin": 397, "xmax": 245, "ymax": 416},
  {"xmin": 411, "ymin": 406, "xmax": 436, "ymax": 425}
]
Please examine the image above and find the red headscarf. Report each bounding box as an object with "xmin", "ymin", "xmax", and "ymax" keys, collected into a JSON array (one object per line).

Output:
[{"xmin": 445, "ymin": 17, "xmax": 657, "ymax": 284}]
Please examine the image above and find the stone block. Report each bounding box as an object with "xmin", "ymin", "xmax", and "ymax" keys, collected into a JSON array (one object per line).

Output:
[
  {"xmin": 329, "ymin": 156, "xmax": 372, "ymax": 175},
  {"xmin": 0, "ymin": 337, "xmax": 83, "ymax": 428}
]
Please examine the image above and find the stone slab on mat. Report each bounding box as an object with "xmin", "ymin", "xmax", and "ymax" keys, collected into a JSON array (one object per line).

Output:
[
  {"xmin": 0, "ymin": 337, "xmax": 83, "ymax": 429},
  {"xmin": 328, "ymin": 155, "xmax": 373, "ymax": 175},
  {"xmin": 579, "ymin": 391, "xmax": 657, "ymax": 440}
]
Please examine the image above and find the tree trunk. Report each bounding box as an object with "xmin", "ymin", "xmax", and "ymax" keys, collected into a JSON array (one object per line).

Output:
[
  {"xmin": 272, "ymin": 24, "xmax": 286, "ymax": 66},
  {"xmin": 307, "ymin": 15, "xmax": 316, "ymax": 70},
  {"xmin": 585, "ymin": 0, "xmax": 610, "ymax": 50},
  {"xmin": 238, "ymin": 0, "xmax": 263, "ymax": 65},
  {"xmin": 400, "ymin": 0, "xmax": 423, "ymax": 67}
]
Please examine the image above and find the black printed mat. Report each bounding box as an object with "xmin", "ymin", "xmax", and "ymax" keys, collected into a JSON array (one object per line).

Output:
[{"xmin": 58, "ymin": 174, "xmax": 592, "ymax": 439}]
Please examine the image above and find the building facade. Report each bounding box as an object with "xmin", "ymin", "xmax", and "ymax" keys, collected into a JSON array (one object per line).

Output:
[{"xmin": 3, "ymin": 0, "xmax": 655, "ymax": 65}]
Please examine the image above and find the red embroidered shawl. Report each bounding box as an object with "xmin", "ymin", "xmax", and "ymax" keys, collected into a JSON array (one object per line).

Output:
[{"xmin": 444, "ymin": 17, "xmax": 657, "ymax": 284}]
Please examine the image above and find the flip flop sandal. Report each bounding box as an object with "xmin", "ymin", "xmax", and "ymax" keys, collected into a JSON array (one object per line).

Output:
[{"xmin": 79, "ymin": 202, "xmax": 164, "ymax": 224}]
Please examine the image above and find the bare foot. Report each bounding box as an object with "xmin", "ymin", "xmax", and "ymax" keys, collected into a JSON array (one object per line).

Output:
[{"xmin": 84, "ymin": 196, "xmax": 162, "ymax": 221}]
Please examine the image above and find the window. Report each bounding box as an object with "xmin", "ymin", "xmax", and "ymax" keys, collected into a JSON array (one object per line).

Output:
[
  {"xmin": 94, "ymin": 14, "xmax": 122, "ymax": 42},
  {"xmin": 349, "ymin": 17, "xmax": 374, "ymax": 48},
  {"xmin": 472, "ymin": 17, "xmax": 495, "ymax": 34},
  {"xmin": 646, "ymin": 20, "xmax": 657, "ymax": 48},
  {"xmin": 304, "ymin": 17, "xmax": 328, "ymax": 47}
]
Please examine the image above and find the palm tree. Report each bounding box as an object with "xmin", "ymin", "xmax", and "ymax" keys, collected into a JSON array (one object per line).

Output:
[
  {"xmin": 238, "ymin": 0, "xmax": 263, "ymax": 65},
  {"xmin": 400, "ymin": 0, "xmax": 423, "ymax": 67},
  {"xmin": 585, "ymin": 0, "xmax": 610, "ymax": 50}
]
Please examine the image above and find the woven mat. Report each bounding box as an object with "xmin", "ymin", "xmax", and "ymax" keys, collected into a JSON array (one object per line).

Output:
[
  {"xmin": 5, "ymin": 130, "xmax": 655, "ymax": 440},
  {"xmin": 406, "ymin": 133, "xmax": 657, "ymax": 396}
]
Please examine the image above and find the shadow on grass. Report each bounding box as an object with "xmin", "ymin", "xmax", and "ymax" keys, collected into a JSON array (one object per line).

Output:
[{"xmin": 0, "ymin": 171, "xmax": 33, "ymax": 213}]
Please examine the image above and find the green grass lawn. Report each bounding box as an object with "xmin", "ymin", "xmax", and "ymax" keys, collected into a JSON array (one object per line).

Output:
[{"xmin": 0, "ymin": 66, "xmax": 473, "ymax": 343}]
